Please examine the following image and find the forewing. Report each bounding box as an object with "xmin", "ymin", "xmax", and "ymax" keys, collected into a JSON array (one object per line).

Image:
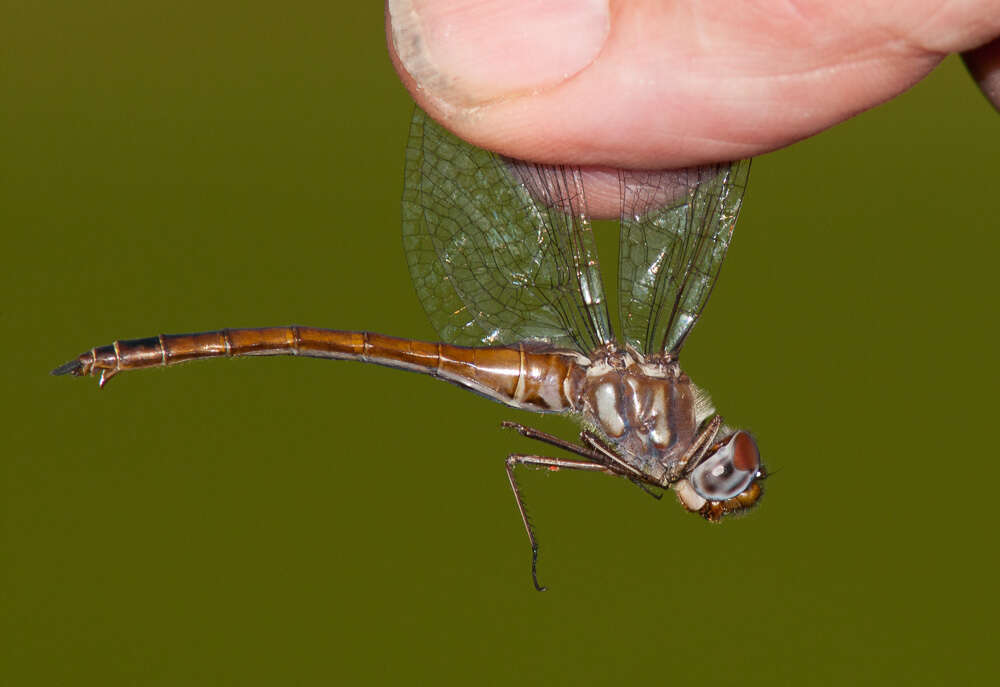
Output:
[
  {"xmin": 618, "ymin": 160, "xmax": 750, "ymax": 357},
  {"xmin": 402, "ymin": 108, "xmax": 613, "ymax": 352}
]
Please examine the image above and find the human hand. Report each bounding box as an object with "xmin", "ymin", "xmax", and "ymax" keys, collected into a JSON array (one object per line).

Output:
[{"xmin": 387, "ymin": 0, "xmax": 999, "ymax": 171}]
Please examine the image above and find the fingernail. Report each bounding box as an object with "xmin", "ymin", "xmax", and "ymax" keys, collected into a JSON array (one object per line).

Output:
[{"xmin": 389, "ymin": 0, "xmax": 609, "ymax": 109}]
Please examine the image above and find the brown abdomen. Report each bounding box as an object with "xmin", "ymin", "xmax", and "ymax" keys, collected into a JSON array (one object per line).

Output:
[{"xmin": 53, "ymin": 327, "xmax": 585, "ymax": 413}]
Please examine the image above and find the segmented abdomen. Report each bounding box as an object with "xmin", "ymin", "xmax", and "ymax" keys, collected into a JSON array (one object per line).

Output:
[{"xmin": 53, "ymin": 327, "xmax": 587, "ymax": 413}]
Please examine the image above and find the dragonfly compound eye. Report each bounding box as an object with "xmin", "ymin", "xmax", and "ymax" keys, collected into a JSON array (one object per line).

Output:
[{"xmin": 690, "ymin": 431, "xmax": 761, "ymax": 501}]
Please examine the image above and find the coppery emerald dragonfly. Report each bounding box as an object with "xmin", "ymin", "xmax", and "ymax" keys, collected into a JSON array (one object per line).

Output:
[{"xmin": 54, "ymin": 108, "xmax": 765, "ymax": 590}]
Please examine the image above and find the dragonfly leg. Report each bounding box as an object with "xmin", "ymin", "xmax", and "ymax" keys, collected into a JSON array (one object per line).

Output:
[
  {"xmin": 666, "ymin": 415, "xmax": 723, "ymax": 483},
  {"xmin": 580, "ymin": 431, "xmax": 642, "ymax": 477},
  {"xmin": 501, "ymin": 421, "xmax": 606, "ymax": 462},
  {"xmin": 580, "ymin": 431, "xmax": 663, "ymax": 500},
  {"xmin": 503, "ymin": 420, "xmax": 661, "ymax": 498},
  {"xmin": 504, "ymin": 453, "xmax": 608, "ymax": 592}
]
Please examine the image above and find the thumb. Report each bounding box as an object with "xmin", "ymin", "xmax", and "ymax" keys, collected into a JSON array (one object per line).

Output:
[{"xmin": 387, "ymin": 0, "xmax": 610, "ymax": 110}]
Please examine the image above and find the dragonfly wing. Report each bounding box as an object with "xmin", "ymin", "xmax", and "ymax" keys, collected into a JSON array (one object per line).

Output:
[
  {"xmin": 617, "ymin": 160, "xmax": 750, "ymax": 357},
  {"xmin": 402, "ymin": 108, "xmax": 613, "ymax": 353}
]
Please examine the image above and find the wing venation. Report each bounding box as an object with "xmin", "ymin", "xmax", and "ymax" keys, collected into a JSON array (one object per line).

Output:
[
  {"xmin": 402, "ymin": 109, "xmax": 613, "ymax": 353},
  {"xmin": 618, "ymin": 160, "xmax": 751, "ymax": 357}
]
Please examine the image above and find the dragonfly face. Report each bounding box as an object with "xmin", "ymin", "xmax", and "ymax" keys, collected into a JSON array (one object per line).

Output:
[
  {"xmin": 55, "ymin": 107, "xmax": 765, "ymax": 588},
  {"xmin": 676, "ymin": 430, "xmax": 764, "ymax": 521}
]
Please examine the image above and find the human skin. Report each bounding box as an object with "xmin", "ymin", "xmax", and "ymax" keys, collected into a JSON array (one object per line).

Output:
[{"xmin": 386, "ymin": 0, "xmax": 999, "ymax": 178}]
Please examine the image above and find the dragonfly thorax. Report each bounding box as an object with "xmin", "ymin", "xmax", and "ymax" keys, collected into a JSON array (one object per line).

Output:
[{"xmin": 575, "ymin": 348, "xmax": 699, "ymax": 484}]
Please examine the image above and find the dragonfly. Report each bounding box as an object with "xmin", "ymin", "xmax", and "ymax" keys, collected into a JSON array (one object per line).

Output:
[{"xmin": 54, "ymin": 108, "xmax": 765, "ymax": 590}]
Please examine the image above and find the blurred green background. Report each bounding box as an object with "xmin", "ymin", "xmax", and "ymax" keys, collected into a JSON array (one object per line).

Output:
[{"xmin": 4, "ymin": 3, "xmax": 998, "ymax": 685}]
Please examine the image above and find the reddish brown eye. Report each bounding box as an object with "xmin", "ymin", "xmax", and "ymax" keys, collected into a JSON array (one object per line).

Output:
[
  {"xmin": 732, "ymin": 432, "xmax": 760, "ymax": 472},
  {"xmin": 690, "ymin": 431, "xmax": 760, "ymax": 501}
]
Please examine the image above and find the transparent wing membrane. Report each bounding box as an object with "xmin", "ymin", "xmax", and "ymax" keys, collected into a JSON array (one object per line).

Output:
[
  {"xmin": 403, "ymin": 108, "xmax": 749, "ymax": 358},
  {"xmin": 617, "ymin": 160, "xmax": 750, "ymax": 357},
  {"xmin": 402, "ymin": 109, "xmax": 613, "ymax": 353}
]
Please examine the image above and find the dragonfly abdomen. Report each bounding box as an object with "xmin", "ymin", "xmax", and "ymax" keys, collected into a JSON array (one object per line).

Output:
[{"xmin": 52, "ymin": 326, "xmax": 587, "ymax": 413}]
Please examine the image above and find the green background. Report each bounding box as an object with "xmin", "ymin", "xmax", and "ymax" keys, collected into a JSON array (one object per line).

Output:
[{"xmin": 4, "ymin": 3, "xmax": 998, "ymax": 685}]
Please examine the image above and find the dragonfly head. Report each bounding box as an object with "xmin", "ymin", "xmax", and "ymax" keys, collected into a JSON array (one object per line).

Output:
[{"xmin": 674, "ymin": 431, "xmax": 765, "ymax": 521}]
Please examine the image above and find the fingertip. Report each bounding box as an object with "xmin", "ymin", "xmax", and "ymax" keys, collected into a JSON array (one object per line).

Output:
[{"xmin": 387, "ymin": 0, "xmax": 609, "ymax": 111}]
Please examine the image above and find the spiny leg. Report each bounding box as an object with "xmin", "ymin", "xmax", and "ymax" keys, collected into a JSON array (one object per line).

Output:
[
  {"xmin": 666, "ymin": 415, "xmax": 723, "ymax": 482},
  {"xmin": 579, "ymin": 430, "xmax": 642, "ymax": 476},
  {"xmin": 503, "ymin": 420, "xmax": 662, "ymax": 499},
  {"xmin": 578, "ymin": 431, "xmax": 663, "ymax": 500},
  {"xmin": 504, "ymin": 453, "xmax": 608, "ymax": 592},
  {"xmin": 501, "ymin": 421, "xmax": 606, "ymax": 462}
]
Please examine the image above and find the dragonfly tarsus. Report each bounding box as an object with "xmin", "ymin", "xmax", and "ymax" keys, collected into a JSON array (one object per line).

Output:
[
  {"xmin": 504, "ymin": 455, "xmax": 545, "ymax": 591},
  {"xmin": 628, "ymin": 479, "xmax": 664, "ymax": 500},
  {"xmin": 505, "ymin": 453, "xmax": 608, "ymax": 591}
]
